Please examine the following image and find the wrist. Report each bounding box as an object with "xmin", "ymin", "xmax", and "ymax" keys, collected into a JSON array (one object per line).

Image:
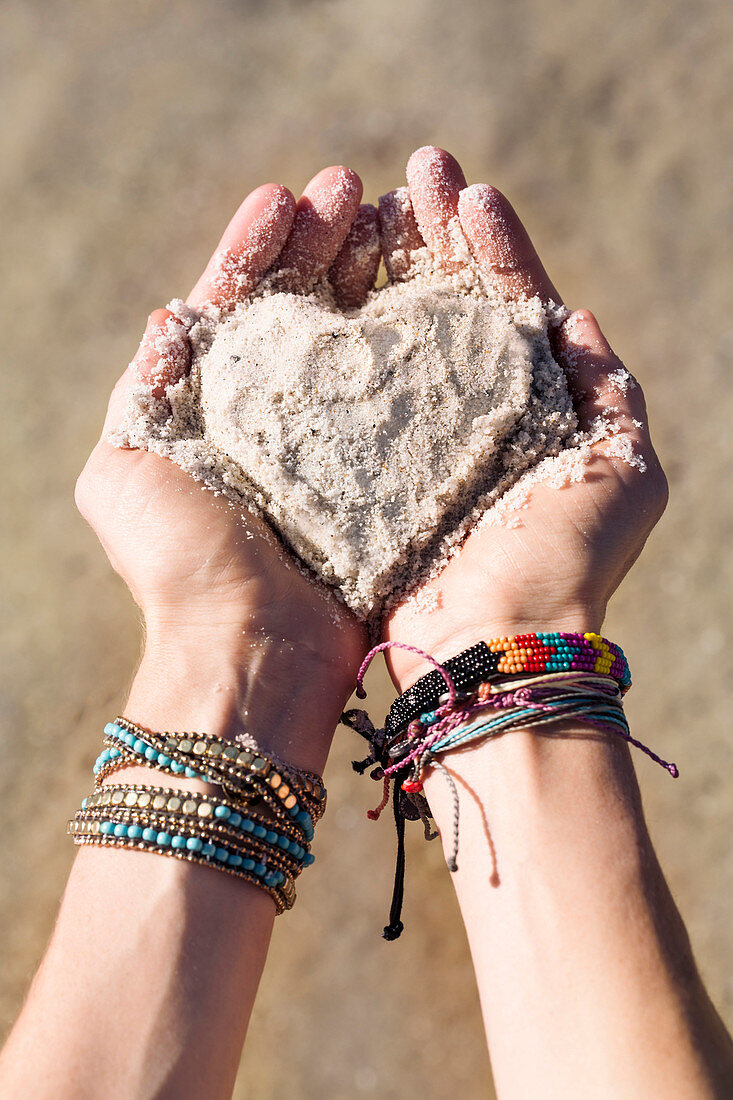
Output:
[{"xmin": 126, "ymin": 625, "xmax": 359, "ymax": 775}]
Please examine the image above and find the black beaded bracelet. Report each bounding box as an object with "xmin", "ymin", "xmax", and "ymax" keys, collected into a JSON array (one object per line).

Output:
[{"xmin": 385, "ymin": 642, "xmax": 494, "ymax": 737}]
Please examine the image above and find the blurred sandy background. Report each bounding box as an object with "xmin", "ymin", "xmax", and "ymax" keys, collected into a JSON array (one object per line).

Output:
[{"xmin": 2, "ymin": 0, "xmax": 732, "ymax": 1096}]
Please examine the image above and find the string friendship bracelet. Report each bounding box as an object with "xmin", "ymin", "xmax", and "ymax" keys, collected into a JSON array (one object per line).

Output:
[{"xmin": 343, "ymin": 634, "xmax": 678, "ymax": 940}]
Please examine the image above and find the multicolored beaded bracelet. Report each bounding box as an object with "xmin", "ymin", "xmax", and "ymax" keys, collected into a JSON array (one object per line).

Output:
[
  {"xmin": 384, "ymin": 632, "xmax": 631, "ymax": 737},
  {"xmin": 70, "ymin": 721, "xmax": 326, "ymax": 913},
  {"xmin": 70, "ymin": 825, "xmax": 292, "ymax": 912},
  {"xmin": 95, "ymin": 719, "xmax": 324, "ymax": 840},
  {"xmin": 105, "ymin": 717, "xmax": 326, "ymax": 811},
  {"xmin": 69, "ymin": 810, "xmax": 299, "ymax": 892},
  {"xmin": 74, "ymin": 785, "xmax": 314, "ymax": 867}
]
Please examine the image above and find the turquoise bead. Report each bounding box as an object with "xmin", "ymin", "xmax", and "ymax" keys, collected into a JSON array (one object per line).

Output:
[
  {"xmin": 277, "ymin": 836, "xmax": 290, "ymax": 850},
  {"xmin": 133, "ymin": 739, "xmax": 146, "ymax": 754},
  {"xmin": 228, "ymin": 813, "xmax": 242, "ymax": 828},
  {"xmin": 241, "ymin": 819, "xmax": 255, "ymax": 834},
  {"xmin": 254, "ymin": 863, "xmax": 266, "ymax": 877},
  {"xmin": 215, "ymin": 848, "xmax": 229, "ymax": 862},
  {"xmin": 296, "ymin": 811, "xmax": 311, "ymax": 826},
  {"xmin": 157, "ymin": 754, "xmax": 171, "ymax": 767},
  {"xmin": 303, "ymin": 852, "xmax": 315, "ymax": 866},
  {"xmin": 228, "ymin": 853, "xmax": 243, "ymax": 867},
  {"xmin": 113, "ymin": 824, "xmax": 128, "ymax": 838},
  {"xmin": 125, "ymin": 732, "xmax": 136, "ymax": 747},
  {"xmin": 186, "ymin": 837, "xmax": 203, "ymax": 852},
  {"xmin": 254, "ymin": 825, "xmax": 267, "ymax": 839},
  {"xmin": 202, "ymin": 842, "xmax": 216, "ymax": 857},
  {"xmin": 81, "ymin": 798, "xmax": 88, "ymax": 809},
  {"xmin": 171, "ymin": 761, "xmax": 185, "ymax": 774},
  {"xmin": 184, "ymin": 768, "xmax": 197, "ymax": 779},
  {"xmin": 265, "ymin": 830, "xmax": 278, "ymax": 844},
  {"xmin": 156, "ymin": 832, "xmax": 172, "ymax": 846},
  {"xmin": 101, "ymin": 821, "xmax": 115, "ymax": 835},
  {"xmin": 142, "ymin": 828, "xmax": 157, "ymax": 842},
  {"xmin": 242, "ymin": 858, "xmax": 255, "ymax": 871},
  {"xmin": 128, "ymin": 825, "xmax": 143, "ymax": 839},
  {"xmin": 214, "ymin": 805, "xmax": 230, "ymax": 819},
  {"xmin": 104, "ymin": 722, "xmax": 115, "ymax": 736},
  {"xmin": 144, "ymin": 747, "xmax": 158, "ymax": 762},
  {"xmin": 264, "ymin": 873, "xmax": 278, "ymax": 887},
  {"xmin": 171, "ymin": 836, "xmax": 187, "ymax": 849}
]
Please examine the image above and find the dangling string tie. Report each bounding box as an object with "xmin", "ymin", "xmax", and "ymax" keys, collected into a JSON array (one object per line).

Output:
[{"xmin": 367, "ymin": 776, "xmax": 391, "ymax": 821}]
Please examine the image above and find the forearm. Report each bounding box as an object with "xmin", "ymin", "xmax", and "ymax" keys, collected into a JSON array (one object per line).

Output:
[
  {"xmin": 0, "ymin": 633, "xmax": 349, "ymax": 1099},
  {"xmin": 423, "ymin": 721, "xmax": 733, "ymax": 1098}
]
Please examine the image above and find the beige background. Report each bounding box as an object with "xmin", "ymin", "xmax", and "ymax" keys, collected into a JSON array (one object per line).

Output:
[{"xmin": 2, "ymin": 1, "xmax": 732, "ymax": 1096}]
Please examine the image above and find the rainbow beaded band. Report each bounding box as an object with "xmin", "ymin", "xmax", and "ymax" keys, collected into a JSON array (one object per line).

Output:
[{"xmin": 385, "ymin": 633, "xmax": 631, "ymax": 737}]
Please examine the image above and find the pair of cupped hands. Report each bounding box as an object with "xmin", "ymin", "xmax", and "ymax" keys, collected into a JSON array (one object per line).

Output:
[{"xmin": 76, "ymin": 146, "xmax": 667, "ymax": 771}]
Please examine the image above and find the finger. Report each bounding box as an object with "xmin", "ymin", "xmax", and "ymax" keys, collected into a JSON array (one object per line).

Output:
[
  {"xmin": 555, "ymin": 309, "xmax": 652, "ymax": 452},
  {"xmin": 378, "ymin": 187, "xmax": 425, "ymax": 281},
  {"xmin": 405, "ymin": 146, "xmax": 467, "ymax": 271},
  {"xmin": 187, "ymin": 183, "xmax": 296, "ymax": 309},
  {"xmin": 328, "ymin": 203, "xmax": 381, "ymax": 307},
  {"xmin": 103, "ymin": 308, "xmax": 190, "ymax": 435},
  {"xmin": 272, "ymin": 166, "xmax": 363, "ymax": 293},
  {"xmin": 458, "ymin": 183, "xmax": 561, "ymax": 305}
]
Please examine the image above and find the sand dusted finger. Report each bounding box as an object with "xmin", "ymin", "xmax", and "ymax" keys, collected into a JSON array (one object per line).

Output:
[
  {"xmin": 406, "ymin": 146, "xmax": 467, "ymax": 272},
  {"xmin": 273, "ymin": 166, "xmax": 363, "ymax": 293},
  {"xmin": 378, "ymin": 187, "xmax": 425, "ymax": 281},
  {"xmin": 458, "ymin": 183, "xmax": 561, "ymax": 305},
  {"xmin": 329, "ymin": 203, "xmax": 381, "ymax": 307},
  {"xmin": 187, "ymin": 184, "xmax": 296, "ymax": 309},
  {"xmin": 556, "ymin": 310, "xmax": 648, "ymax": 428},
  {"xmin": 103, "ymin": 308, "xmax": 190, "ymax": 435}
]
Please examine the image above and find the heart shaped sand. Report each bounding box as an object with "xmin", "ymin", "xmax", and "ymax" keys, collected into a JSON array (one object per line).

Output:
[{"xmin": 118, "ymin": 269, "xmax": 576, "ymax": 620}]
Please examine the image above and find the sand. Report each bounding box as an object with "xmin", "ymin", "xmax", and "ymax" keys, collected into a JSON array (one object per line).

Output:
[{"xmin": 115, "ymin": 263, "xmax": 576, "ymax": 619}]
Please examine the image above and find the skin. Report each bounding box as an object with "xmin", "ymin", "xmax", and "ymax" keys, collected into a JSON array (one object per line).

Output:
[{"xmin": 1, "ymin": 146, "xmax": 731, "ymax": 1097}]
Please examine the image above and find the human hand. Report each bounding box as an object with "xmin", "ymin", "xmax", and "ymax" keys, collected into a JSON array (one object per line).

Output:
[
  {"xmin": 75, "ymin": 170, "xmax": 378, "ymax": 768},
  {"xmin": 382, "ymin": 146, "xmax": 668, "ymax": 688}
]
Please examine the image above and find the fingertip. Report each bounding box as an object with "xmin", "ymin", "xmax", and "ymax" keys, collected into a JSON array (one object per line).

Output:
[
  {"xmin": 405, "ymin": 146, "xmax": 468, "ymax": 270},
  {"xmin": 147, "ymin": 307, "xmax": 173, "ymax": 329},
  {"xmin": 302, "ymin": 165, "xmax": 363, "ymax": 207},
  {"xmin": 406, "ymin": 146, "xmax": 467, "ymax": 190}
]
